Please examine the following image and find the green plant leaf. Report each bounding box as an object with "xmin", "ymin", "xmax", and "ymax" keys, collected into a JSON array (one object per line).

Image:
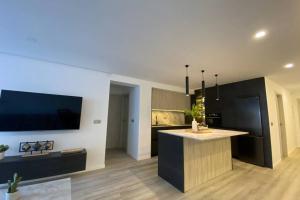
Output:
[{"xmin": 0, "ymin": 144, "xmax": 9, "ymax": 153}]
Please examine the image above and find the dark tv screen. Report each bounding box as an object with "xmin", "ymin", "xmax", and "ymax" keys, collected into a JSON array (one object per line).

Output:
[{"xmin": 0, "ymin": 90, "xmax": 83, "ymax": 131}]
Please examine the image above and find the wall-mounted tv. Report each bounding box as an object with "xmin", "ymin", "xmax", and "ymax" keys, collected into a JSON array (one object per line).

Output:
[{"xmin": 0, "ymin": 90, "xmax": 83, "ymax": 131}]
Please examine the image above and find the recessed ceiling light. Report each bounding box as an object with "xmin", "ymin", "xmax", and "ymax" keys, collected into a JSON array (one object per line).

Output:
[
  {"xmin": 284, "ymin": 63, "xmax": 294, "ymax": 69},
  {"xmin": 254, "ymin": 30, "xmax": 267, "ymax": 39}
]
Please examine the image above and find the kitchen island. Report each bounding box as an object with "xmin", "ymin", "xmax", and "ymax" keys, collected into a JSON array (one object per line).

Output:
[
  {"xmin": 158, "ymin": 129, "xmax": 248, "ymax": 192},
  {"xmin": 151, "ymin": 124, "xmax": 192, "ymax": 156}
]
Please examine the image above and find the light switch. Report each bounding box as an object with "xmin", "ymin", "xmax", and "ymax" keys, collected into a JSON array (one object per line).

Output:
[{"xmin": 93, "ymin": 120, "xmax": 101, "ymax": 124}]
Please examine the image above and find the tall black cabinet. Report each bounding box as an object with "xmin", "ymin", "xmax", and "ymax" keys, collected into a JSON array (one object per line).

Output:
[{"xmin": 193, "ymin": 77, "xmax": 272, "ymax": 168}]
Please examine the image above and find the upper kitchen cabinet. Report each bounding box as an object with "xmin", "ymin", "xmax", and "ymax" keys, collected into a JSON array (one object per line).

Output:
[{"xmin": 152, "ymin": 88, "xmax": 190, "ymax": 110}]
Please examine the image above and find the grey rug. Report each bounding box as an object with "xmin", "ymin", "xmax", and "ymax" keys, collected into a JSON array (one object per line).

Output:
[{"xmin": 0, "ymin": 178, "xmax": 71, "ymax": 200}]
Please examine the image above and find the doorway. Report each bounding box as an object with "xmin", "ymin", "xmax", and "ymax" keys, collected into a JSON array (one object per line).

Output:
[
  {"xmin": 105, "ymin": 82, "xmax": 139, "ymax": 166},
  {"xmin": 276, "ymin": 94, "xmax": 288, "ymax": 159},
  {"xmin": 298, "ymin": 99, "xmax": 300, "ymax": 130}
]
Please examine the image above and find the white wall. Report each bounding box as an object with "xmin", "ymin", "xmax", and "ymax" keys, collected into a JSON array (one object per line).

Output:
[
  {"xmin": 110, "ymin": 75, "xmax": 187, "ymax": 160},
  {"xmin": 291, "ymin": 90, "xmax": 300, "ymax": 146},
  {"xmin": 297, "ymin": 100, "xmax": 300, "ymax": 145},
  {"xmin": 0, "ymin": 54, "xmax": 111, "ymax": 171},
  {"xmin": 127, "ymin": 86, "xmax": 140, "ymax": 159},
  {"xmin": 0, "ymin": 53, "xmax": 187, "ymax": 170},
  {"xmin": 265, "ymin": 77, "xmax": 298, "ymax": 167}
]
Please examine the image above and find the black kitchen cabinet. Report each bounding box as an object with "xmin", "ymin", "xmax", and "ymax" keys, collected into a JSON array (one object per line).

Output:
[
  {"xmin": 151, "ymin": 125, "xmax": 191, "ymax": 157},
  {"xmin": 194, "ymin": 77, "xmax": 272, "ymax": 168}
]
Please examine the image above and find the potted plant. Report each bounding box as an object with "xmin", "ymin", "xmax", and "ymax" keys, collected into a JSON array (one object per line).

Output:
[
  {"xmin": 0, "ymin": 144, "xmax": 9, "ymax": 160},
  {"xmin": 185, "ymin": 104, "xmax": 201, "ymax": 132},
  {"xmin": 5, "ymin": 173, "xmax": 22, "ymax": 200}
]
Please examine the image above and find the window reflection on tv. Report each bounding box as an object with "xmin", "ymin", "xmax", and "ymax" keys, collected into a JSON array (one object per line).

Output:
[{"xmin": 0, "ymin": 90, "xmax": 82, "ymax": 131}]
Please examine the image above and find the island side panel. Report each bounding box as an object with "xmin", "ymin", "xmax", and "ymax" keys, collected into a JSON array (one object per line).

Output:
[
  {"xmin": 158, "ymin": 133, "xmax": 185, "ymax": 192},
  {"xmin": 184, "ymin": 137, "xmax": 232, "ymax": 192}
]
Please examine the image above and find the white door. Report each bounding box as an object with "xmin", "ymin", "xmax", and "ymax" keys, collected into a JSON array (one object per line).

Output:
[{"xmin": 276, "ymin": 95, "xmax": 288, "ymax": 159}]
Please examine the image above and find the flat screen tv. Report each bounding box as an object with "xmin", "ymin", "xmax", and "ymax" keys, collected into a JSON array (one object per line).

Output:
[{"xmin": 0, "ymin": 90, "xmax": 83, "ymax": 131}]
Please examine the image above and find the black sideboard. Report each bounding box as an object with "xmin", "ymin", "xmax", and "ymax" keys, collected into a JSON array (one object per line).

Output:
[{"xmin": 0, "ymin": 149, "xmax": 87, "ymax": 184}]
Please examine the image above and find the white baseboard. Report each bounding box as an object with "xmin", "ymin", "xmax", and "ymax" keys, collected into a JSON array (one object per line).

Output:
[
  {"xmin": 272, "ymin": 147, "xmax": 298, "ymax": 168},
  {"xmin": 288, "ymin": 147, "xmax": 298, "ymax": 156},
  {"xmin": 85, "ymin": 164, "xmax": 105, "ymax": 172},
  {"xmin": 272, "ymin": 159, "xmax": 282, "ymax": 168},
  {"xmin": 137, "ymin": 153, "xmax": 151, "ymax": 160}
]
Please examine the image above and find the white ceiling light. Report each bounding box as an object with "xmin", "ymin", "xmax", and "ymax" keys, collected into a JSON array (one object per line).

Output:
[
  {"xmin": 284, "ymin": 63, "xmax": 294, "ymax": 69},
  {"xmin": 254, "ymin": 30, "xmax": 267, "ymax": 39}
]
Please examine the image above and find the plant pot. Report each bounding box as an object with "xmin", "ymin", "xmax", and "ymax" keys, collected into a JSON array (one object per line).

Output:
[
  {"xmin": 0, "ymin": 152, "xmax": 5, "ymax": 160},
  {"xmin": 5, "ymin": 191, "xmax": 21, "ymax": 200}
]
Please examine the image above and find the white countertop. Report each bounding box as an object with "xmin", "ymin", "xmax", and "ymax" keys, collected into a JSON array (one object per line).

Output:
[
  {"xmin": 158, "ymin": 129, "xmax": 248, "ymax": 141},
  {"xmin": 152, "ymin": 124, "xmax": 192, "ymax": 128}
]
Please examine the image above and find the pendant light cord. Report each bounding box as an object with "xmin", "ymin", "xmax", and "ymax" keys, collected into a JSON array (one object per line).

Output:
[
  {"xmin": 201, "ymin": 70, "xmax": 205, "ymax": 80},
  {"xmin": 186, "ymin": 65, "xmax": 189, "ymax": 76}
]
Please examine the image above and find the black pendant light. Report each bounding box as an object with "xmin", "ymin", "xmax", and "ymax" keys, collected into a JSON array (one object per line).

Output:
[
  {"xmin": 185, "ymin": 65, "xmax": 189, "ymax": 96},
  {"xmin": 215, "ymin": 74, "xmax": 220, "ymax": 101},
  {"xmin": 201, "ymin": 70, "xmax": 205, "ymax": 98}
]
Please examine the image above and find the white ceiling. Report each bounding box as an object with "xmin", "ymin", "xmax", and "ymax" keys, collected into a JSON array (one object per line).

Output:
[{"xmin": 0, "ymin": 0, "xmax": 299, "ymax": 90}]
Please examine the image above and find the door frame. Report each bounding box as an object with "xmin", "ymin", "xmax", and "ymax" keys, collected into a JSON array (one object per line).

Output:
[
  {"xmin": 105, "ymin": 81, "xmax": 140, "ymax": 162},
  {"xmin": 298, "ymin": 99, "xmax": 300, "ymax": 131},
  {"xmin": 275, "ymin": 94, "xmax": 288, "ymax": 159}
]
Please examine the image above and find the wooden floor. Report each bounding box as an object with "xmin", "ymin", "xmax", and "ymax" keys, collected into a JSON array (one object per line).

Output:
[
  {"xmin": 104, "ymin": 149, "xmax": 136, "ymax": 167},
  {"xmin": 71, "ymin": 149, "xmax": 300, "ymax": 200}
]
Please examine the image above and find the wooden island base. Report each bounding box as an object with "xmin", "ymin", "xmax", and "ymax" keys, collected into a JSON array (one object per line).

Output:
[
  {"xmin": 158, "ymin": 129, "xmax": 247, "ymax": 192},
  {"xmin": 184, "ymin": 137, "xmax": 232, "ymax": 191}
]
